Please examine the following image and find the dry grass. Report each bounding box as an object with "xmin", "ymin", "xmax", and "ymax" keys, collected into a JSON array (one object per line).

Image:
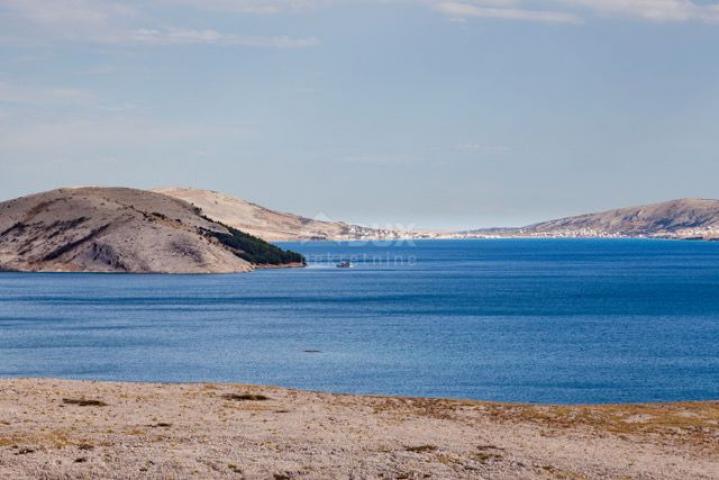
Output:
[
  {"xmin": 477, "ymin": 402, "xmax": 719, "ymax": 439},
  {"xmin": 221, "ymin": 393, "xmax": 270, "ymax": 402},
  {"xmin": 62, "ymin": 398, "xmax": 108, "ymax": 407},
  {"xmin": 405, "ymin": 444, "xmax": 438, "ymax": 453}
]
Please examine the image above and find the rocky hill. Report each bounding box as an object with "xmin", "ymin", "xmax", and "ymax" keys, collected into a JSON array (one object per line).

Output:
[
  {"xmin": 0, "ymin": 187, "xmax": 304, "ymax": 273},
  {"xmin": 155, "ymin": 187, "xmax": 407, "ymax": 241},
  {"xmin": 463, "ymin": 198, "xmax": 719, "ymax": 239}
]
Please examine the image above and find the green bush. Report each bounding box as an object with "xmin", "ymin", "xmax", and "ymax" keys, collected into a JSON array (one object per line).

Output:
[{"xmin": 203, "ymin": 225, "xmax": 305, "ymax": 266}]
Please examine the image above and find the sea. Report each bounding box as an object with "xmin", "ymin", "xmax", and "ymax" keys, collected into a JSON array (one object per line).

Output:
[{"xmin": 1, "ymin": 239, "xmax": 718, "ymax": 404}]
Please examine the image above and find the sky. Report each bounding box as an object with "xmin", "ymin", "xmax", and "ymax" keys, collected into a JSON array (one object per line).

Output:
[{"xmin": 1, "ymin": 0, "xmax": 718, "ymax": 230}]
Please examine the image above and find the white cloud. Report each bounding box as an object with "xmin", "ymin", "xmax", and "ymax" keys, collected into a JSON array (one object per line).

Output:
[
  {"xmin": 1, "ymin": 0, "xmax": 136, "ymax": 27},
  {"xmin": 160, "ymin": 0, "xmax": 333, "ymax": 14},
  {"xmin": 113, "ymin": 28, "xmax": 319, "ymax": 47},
  {"xmin": 0, "ymin": 0, "xmax": 319, "ymax": 48},
  {"xmin": 433, "ymin": 0, "xmax": 719, "ymax": 24},
  {"xmin": 559, "ymin": 0, "xmax": 719, "ymax": 23},
  {"xmin": 434, "ymin": 1, "xmax": 582, "ymax": 23},
  {"xmin": 184, "ymin": 0, "xmax": 719, "ymax": 25},
  {"xmin": 2, "ymin": 0, "xmax": 719, "ymax": 51}
]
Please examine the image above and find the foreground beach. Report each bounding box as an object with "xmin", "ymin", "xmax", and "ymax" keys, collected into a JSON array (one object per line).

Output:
[{"xmin": 0, "ymin": 380, "xmax": 717, "ymax": 479}]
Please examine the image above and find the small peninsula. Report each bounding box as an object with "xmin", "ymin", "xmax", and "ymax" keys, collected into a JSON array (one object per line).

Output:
[{"xmin": 0, "ymin": 187, "xmax": 304, "ymax": 274}]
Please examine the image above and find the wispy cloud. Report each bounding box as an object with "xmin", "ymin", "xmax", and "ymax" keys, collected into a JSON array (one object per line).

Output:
[
  {"xmin": 0, "ymin": 0, "xmax": 319, "ymax": 48},
  {"xmin": 3, "ymin": 0, "xmax": 719, "ymax": 46},
  {"xmin": 559, "ymin": 0, "xmax": 719, "ymax": 23},
  {"xmin": 434, "ymin": 2, "xmax": 582, "ymax": 24},
  {"xmin": 163, "ymin": 0, "xmax": 719, "ymax": 25},
  {"xmin": 160, "ymin": 0, "xmax": 332, "ymax": 14},
  {"xmin": 1, "ymin": 0, "xmax": 136, "ymax": 28},
  {"xmin": 432, "ymin": 0, "xmax": 719, "ymax": 24},
  {"xmin": 105, "ymin": 28, "xmax": 319, "ymax": 48}
]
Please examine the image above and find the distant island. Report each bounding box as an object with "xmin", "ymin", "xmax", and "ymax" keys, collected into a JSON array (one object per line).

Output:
[{"xmin": 0, "ymin": 187, "xmax": 304, "ymax": 274}]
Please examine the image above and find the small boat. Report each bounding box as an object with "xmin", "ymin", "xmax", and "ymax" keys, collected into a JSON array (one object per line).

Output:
[{"xmin": 336, "ymin": 260, "xmax": 352, "ymax": 268}]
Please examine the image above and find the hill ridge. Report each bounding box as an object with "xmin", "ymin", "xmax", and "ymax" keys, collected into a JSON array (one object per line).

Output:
[
  {"xmin": 154, "ymin": 187, "xmax": 406, "ymax": 241},
  {"xmin": 0, "ymin": 187, "xmax": 304, "ymax": 273},
  {"xmin": 463, "ymin": 197, "xmax": 719, "ymax": 239}
]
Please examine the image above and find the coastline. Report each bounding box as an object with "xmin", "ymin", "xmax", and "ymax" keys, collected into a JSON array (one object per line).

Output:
[
  {"xmin": 0, "ymin": 261, "xmax": 306, "ymax": 275},
  {"xmin": 1, "ymin": 378, "xmax": 717, "ymax": 479},
  {"xmin": 276, "ymin": 235, "xmax": 719, "ymax": 243}
]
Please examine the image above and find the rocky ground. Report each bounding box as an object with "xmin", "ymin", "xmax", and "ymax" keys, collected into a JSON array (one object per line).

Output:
[{"xmin": 0, "ymin": 379, "xmax": 717, "ymax": 479}]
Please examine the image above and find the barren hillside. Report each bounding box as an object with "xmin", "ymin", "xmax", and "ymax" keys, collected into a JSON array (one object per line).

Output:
[
  {"xmin": 463, "ymin": 198, "xmax": 719, "ymax": 239},
  {"xmin": 155, "ymin": 187, "xmax": 405, "ymax": 241},
  {"xmin": 0, "ymin": 187, "xmax": 304, "ymax": 273}
]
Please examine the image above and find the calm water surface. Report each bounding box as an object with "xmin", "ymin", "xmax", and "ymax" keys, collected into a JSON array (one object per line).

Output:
[{"xmin": 1, "ymin": 239, "xmax": 719, "ymax": 404}]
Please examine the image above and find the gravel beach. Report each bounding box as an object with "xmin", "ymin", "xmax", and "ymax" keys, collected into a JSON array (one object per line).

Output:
[{"xmin": 0, "ymin": 379, "xmax": 717, "ymax": 479}]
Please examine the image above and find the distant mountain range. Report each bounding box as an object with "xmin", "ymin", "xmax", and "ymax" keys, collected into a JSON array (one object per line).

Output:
[{"xmin": 461, "ymin": 198, "xmax": 719, "ymax": 240}]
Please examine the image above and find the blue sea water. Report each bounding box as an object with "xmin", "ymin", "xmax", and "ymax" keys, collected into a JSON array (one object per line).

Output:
[{"xmin": 1, "ymin": 239, "xmax": 718, "ymax": 404}]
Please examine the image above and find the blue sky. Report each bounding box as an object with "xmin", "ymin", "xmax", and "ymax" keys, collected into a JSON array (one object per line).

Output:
[{"xmin": 1, "ymin": 1, "xmax": 718, "ymax": 229}]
